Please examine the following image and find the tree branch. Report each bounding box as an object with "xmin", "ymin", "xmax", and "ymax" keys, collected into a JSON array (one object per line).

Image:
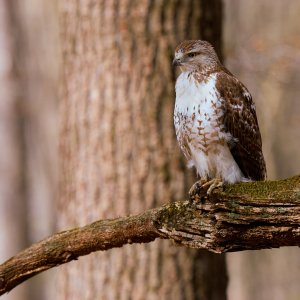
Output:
[{"xmin": 1, "ymin": 175, "xmax": 300, "ymax": 295}]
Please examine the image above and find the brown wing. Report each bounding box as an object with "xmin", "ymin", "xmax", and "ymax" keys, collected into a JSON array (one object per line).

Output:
[{"xmin": 216, "ymin": 71, "xmax": 266, "ymax": 181}]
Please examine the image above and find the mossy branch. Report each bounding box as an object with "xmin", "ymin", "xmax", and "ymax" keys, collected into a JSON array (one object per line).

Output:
[{"xmin": 1, "ymin": 175, "xmax": 300, "ymax": 295}]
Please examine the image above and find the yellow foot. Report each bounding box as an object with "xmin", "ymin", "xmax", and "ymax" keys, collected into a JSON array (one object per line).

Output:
[
  {"xmin": 202, "ymin": 178, "xmax": 224, "ymax": 195},
  {"xmin": 188, "ymin": 178, "xmax": 224, "ymax": 200}
]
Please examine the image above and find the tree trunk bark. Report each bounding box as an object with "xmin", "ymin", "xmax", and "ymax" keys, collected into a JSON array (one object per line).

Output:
[{"xmin": 58, "ymin": 1, "xmax": 226, "ymax": 299}]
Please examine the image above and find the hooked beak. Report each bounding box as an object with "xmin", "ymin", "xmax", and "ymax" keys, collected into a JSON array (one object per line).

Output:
[{"xmin": 172, "ymin": 58, "xmax": 181, "ymax": 67}]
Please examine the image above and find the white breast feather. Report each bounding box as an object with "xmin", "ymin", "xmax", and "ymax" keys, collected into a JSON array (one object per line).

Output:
[{"xmin": 174, "ymin": 72, "xmax": 244, "ymax": 183}]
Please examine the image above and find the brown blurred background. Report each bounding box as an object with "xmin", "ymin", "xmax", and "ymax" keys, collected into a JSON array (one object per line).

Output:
[
  {"xmin": 0, "ymin": 0, "xmax": 299, "ymax": 299},
  {"xmin": 224, "ymin": 1, "xmax": 300, "ymax": 299}
]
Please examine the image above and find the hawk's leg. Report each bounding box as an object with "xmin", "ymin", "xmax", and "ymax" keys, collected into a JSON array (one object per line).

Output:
[{"xmin": 189, "ymin": 177, "xmax": 223, "ymax": 200}]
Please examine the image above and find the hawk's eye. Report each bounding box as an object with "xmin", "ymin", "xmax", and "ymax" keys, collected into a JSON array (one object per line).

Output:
[{"xmin": 187, "ymin": 52, "xmax": 198, "ymax": 58}]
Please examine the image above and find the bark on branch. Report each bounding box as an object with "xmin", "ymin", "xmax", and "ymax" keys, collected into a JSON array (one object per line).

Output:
[{"xmin": 1, "ymin": 176, "xmax": 300, "ymax": 295}]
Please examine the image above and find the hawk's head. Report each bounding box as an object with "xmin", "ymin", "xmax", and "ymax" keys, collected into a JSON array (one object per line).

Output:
[{"xmin": 173, "ymin": 40, "xmax": 220, "ymax": 72}]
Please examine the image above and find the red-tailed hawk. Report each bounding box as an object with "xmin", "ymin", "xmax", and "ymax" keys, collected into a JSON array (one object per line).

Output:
[{"xmin": 173, "ymin": 40, "xmax": 266, "ymax": 194}]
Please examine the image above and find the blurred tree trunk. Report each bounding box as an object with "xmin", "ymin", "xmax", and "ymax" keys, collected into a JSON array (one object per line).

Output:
[
  {"xmin": 58, "ymin": 1, "xmax": 226, "ymax": 299},
  {"xmin": 0, "ymin": 2, "xmax": 29, "ymax": 300},
  {"xmin": 0, "ymin": 0, "xmax": 59, "ymax": 300},
  {"xmin": 224, "ymin": 1, "xmax": 300, "ymax": 299}
]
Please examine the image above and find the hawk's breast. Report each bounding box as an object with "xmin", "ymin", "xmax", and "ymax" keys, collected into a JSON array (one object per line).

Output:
[{"xmin": 174, "ymin": 72, "xmax": 228, "ymax": 153}]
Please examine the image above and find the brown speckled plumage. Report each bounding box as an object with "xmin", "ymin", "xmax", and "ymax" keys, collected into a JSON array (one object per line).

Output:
[{"xmin": 173, "ymin": 40, "xmax": 266, "ymax": 183}]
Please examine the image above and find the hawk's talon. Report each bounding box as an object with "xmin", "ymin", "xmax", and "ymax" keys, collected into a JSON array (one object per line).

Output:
[
  {"xmin": 188, "ymin": 178, "xmax": 224, "ymax": 201},
  {"xmin": 203, "ymin": 178, "xmax": 224, "ymax": 195},
  {"xmin": 188, "ymin": 178, "xmax": 208, "ymax": 201}
]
